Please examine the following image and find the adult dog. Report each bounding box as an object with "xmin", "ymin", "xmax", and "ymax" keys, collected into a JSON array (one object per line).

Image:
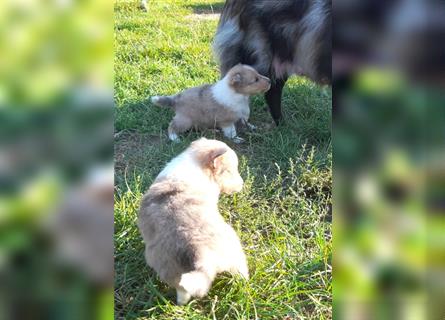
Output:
[{"xmin": 213, "ymin": 0, "xmax": 331, "ymax": 124}]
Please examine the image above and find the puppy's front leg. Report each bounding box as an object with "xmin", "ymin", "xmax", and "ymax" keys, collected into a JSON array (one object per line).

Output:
[
  {"xmin": 235, "ymin": 256, "xmax": 249, "ymax": 280},
  {"xmin": 221, "ymin": 124, "xmax": 244, "ymax": 144},
  {"xmin": 167, "ymin": 127, "xmax": 180, "ymax": 142},
  {"xmin": 168, "ymin": 116, "xmax": 192, "ymax": 143},
  {"xmin": 227, "ymin": 247, "xmax": 249, "ymax": 279}
]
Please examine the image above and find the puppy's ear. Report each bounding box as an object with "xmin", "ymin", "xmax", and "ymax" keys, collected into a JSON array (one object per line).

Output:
[
  {"xmin": 230, "ymin": 73, "xmax": 242, "ymax": 86},
  {"xmin": 204, "ymin": 147, "xmax": 227, "ymax": 170},
  {"xmin": 210, "ymin": 147, "xmax": 227, "ymax": 170}
]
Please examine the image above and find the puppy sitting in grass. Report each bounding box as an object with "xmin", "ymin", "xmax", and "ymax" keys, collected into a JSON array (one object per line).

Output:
[
  {"xmin": 151, "ymin": 64, "xmax": 270, "ymax": 143},
  {"xmin": 138, "ymin": 138, "xmax": 249, "ymax": 305}
]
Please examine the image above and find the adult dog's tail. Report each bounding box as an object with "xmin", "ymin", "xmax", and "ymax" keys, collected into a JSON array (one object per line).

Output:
[{"xmin": 212, "ymin": 0, "xmax": 247, "ymax": 76}]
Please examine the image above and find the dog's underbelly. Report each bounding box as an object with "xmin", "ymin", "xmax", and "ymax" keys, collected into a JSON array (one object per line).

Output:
[{"xmin": 272, "ymin": 57, "xmax": 305, "ymax": 80}]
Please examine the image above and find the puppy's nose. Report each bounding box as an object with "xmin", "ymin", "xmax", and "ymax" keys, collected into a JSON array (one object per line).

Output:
[{"xmin": 264, "ymin": 78, "xmax": 271, "ymax": 91}]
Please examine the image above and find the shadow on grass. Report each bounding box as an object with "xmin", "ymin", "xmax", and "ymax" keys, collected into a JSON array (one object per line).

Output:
[
  {"xmin": 114, "ymin": 80, "xmax": 332, "ymax": 316},
  {"xmin": 115, "ymin": 79, "xmax": 332, "ymax": 188},
  {"xmin": 185, "ymin": 2, "xmax": 225, "ymax": 14}
]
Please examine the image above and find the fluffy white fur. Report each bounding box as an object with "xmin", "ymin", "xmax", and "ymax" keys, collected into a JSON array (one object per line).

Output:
[
  {"xmin": 157, "ymin": 151, "xmax": 220, "ymax": 201},
  {"xmin": 211, "ymin": 75, "xmax": 250, "ymax": 144},
  {"xmin": 211, "ymin": 76, "xmax": 250, "ymax": 123},
  {"xmin": 138, "ymin": 138, "xmax": 248, "ymax": 305}
]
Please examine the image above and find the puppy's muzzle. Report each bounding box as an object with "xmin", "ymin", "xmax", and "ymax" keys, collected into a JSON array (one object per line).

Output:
[
  {"xmin": 264, "ymin": 83, "xmax": 271, "ymax": 92},
  {"xmin": 262, "ymin": 77, "xmax": 271, "ymax": 92},
  {"xmin": 227, "ymin": 175, "xmax": 244, "ymax": 194}
]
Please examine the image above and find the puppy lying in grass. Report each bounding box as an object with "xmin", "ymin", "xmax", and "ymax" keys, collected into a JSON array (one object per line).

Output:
[
  {"xmin": 151, "ymin": 64, "xmax": 270, "ymax": 143},
  {"xmin": 138, "ymin": 138, "xmax": 249, "ymax": 305}
]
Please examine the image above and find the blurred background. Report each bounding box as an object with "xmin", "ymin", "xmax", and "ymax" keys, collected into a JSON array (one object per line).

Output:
[
  {"xmin": 0, "ymin": 0, "xmax": 113, "ymax": 319},
  {"xmin": 333, "ymin": 0, "xmax": 445, "ymax": 319},
  {"xmin": 2, "ymin": 0, "xmax": 445, "ymax": 319}
]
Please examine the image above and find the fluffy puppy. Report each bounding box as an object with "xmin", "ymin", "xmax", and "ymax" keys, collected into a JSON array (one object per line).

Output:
[
  {"xmin": 151, "ymin": 64, "xmax": 270, "ymax": 143},
  {"xmin": 138, "ymin": 138, "xmax": 249, "ymax": 305},
  {"xmin": 213, "ymin": 0, "xmax": 331, "ymax": 124}
]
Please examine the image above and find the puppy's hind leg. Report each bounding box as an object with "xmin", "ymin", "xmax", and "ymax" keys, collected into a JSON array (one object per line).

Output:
[
  {"xmin": 168, "ymin": 115, "xmax": 192, "ymax": 142},
  {"xmin": 177, "ymin": 270, "xmax": 212, "ymax": 304},
  {"xmin": 176, "ymin": 287, "xmax": 192, "ymax": 306}
]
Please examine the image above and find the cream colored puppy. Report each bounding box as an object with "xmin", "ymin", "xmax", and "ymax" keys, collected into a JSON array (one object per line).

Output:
[
  {"xmin": 138, "ymin": 138, "xmax": 248, "ymax": 305},
  {"xmin": 151, "ymin": 64, "xmax": 270, "ymax": 143}
]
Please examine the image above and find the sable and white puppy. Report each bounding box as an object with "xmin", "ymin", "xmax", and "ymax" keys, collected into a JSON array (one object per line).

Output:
[
  {"xmin": 150, "ymin": 64, "xmax": 270, "ymax": 143},
  {"xmin": 138, "ymin": 138, "xmax": 249, "ymax": 305}
]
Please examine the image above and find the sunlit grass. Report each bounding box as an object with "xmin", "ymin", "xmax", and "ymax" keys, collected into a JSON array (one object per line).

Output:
[{"xmin": 114, "ymin": 0, "xmax": 332, "ymax": 318}]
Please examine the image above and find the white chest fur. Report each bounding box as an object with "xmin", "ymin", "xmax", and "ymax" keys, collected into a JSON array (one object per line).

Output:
[{"xmin": 211, "ymin": 79, "xmax": 250, "ymax": 120}]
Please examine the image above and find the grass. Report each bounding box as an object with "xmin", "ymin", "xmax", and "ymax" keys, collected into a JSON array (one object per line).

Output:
[{"xmin": 114, "ymin": 0, "xmax": 332, "ymax": 319}]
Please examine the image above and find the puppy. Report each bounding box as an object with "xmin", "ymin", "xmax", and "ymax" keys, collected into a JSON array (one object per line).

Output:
[
  {"xmin": 150, "ymin": 64, "xmax": 270, "ymax": 143},
  {"xmin": 138, "ymin": 138, "xmax": 249, "ymax": 305},
  {"xmin": 213, "ymin": 0, "xmax": 331, "ymax": 124}
]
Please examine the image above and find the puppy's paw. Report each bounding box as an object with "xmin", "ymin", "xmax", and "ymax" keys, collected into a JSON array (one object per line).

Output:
[
  {"xmin": 232, "ymin": 136, "xmax": 245, "ymax": 144},
  {"xmin": 168, "ymin": 132, "xmax": 180, "ymax": 143},
  {"xmin": 238, "ymin": 265, "xmax": 249, "ymax": 280},
  {"xmin": 222, "ymin": 125, "xmax": 237, "ymax": 139},
  {"xmin": 176, "ymin": 288, "xmax": 191, "ymax": 306},
  {"xmin": 246, "ymin": 122, "xmax": 256, "ymax": 131}
]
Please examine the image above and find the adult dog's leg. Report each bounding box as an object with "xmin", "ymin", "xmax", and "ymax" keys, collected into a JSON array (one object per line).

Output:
[{"xmin": 265, "ymin": 78, "xmax": 287, "ymax": 125}]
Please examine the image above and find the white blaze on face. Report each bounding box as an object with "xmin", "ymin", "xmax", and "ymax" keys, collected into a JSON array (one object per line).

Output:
[{"xmin": 228, "ymin": 171, "xmax": 244, "ymax": 193}]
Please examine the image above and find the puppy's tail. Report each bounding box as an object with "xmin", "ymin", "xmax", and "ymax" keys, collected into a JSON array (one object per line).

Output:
[
  {"xmin": 150, "ymin": 95, "xmax": 176, "ymax": 108},
  {"xmin": 178, "ymin": 270, "xmax": 212, "ymax": 298}
]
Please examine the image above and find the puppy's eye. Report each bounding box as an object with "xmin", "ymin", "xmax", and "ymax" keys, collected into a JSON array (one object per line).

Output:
[{"xmin": 255, "ymin": 77, "xmax": 259, "ymax": 82}]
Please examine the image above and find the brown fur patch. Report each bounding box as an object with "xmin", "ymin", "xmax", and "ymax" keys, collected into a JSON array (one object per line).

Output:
[
  {"xmin": 152, "ymin": 65, "xmax": 270, "ymax": 140},
  {"xmin": 138, "ymin": 138, "xmax": 247, "ymax": 300},
  {"xmin": 227, "ymin": 64, "xmax": 271, "ymax": 95}
]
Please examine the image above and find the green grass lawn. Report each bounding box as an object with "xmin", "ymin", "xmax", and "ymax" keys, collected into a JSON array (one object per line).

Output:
[{"xmin": 114, "ymin": 0, "xmax": 332, "ymax": 319}]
